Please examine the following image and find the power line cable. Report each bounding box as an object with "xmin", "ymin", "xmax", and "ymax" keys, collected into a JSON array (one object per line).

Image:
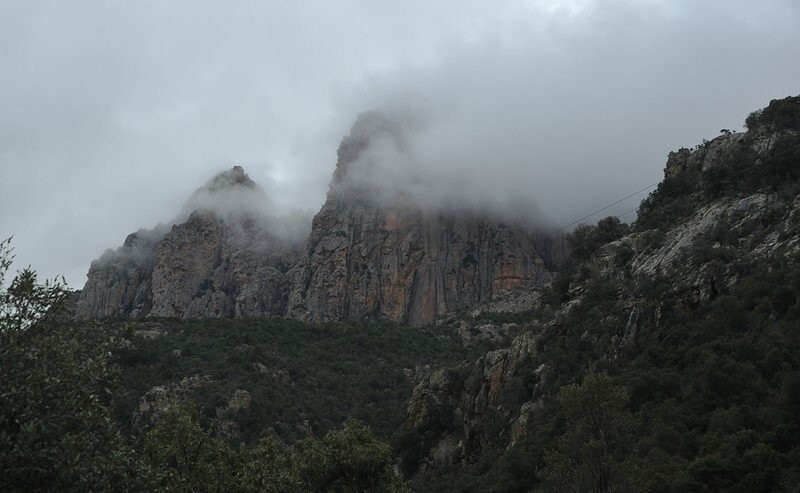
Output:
[
  {"xmin": 548, "ymin": 181, "xmax": 660, "ymax": 235},
  {"xmin": 546, "ymin": 135, "xmax": 800, "ymax": 270},
  {"xmin": 546, "ymin": 119, "xmax": 800, "ymax": 239},
  {"xmin": 550, "ymin": 131, "xmax": 800, "ymax": 258}
]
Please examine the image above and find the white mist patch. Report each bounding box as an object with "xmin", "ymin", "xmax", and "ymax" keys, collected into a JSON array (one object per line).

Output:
[
  {"xmin": 181, "ymin": 166, "xmax": 272, "ymax": 220},
  {"xmin": 179, "ymin": 166, "xmax": 311, "ymax": 245},
  {"xmin": 330, "ymin": 111, "xmax": 554, "ymax": 227}
]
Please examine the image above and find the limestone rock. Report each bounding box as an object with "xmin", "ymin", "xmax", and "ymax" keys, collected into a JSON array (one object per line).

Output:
[
  {"xmin": 665, "ymin": 147, "xmax": 693, "ymax": 177},
  {"xmin": 77, "ymin": 117, "xmax": 568, "ymax": 325},
  {"xmin": 287, "ymin": 113, "xmax": 568, "ymax": 325},
  {"xmin": 75, "ymin": 227, "xmax": 165, "ymax": 318},
  {"xmin": 76, "ymin": 167, "xmax": 299, "ymax": 319},
  {"xmin": 405, "ymin": 331, "xmax": 544, "ymax": 471}
]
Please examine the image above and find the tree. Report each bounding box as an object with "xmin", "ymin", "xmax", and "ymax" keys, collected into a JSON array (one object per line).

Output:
[
  {"xmin": 568, "ymin": 217, "xmax": 629, "ymax": 261},
  {"xmin": 293, "ymin": 419, "xmax": 408, "ymax": 492},
  {"xmin": 143, "ymin": 408, "xmax": 407, "ymax": 492},
  {"xmin": 538, "ymin": 373, "xmax": 638, "ymax": 493},
  {"xmin": 0, "ymin": 238, "xmax": 149, "ymax": 491},
  {"xmin": 143, "ymin": 404, "xmax": 249, "ymax": 491}
]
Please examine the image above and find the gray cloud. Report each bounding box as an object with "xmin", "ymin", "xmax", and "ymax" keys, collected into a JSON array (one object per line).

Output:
[{"xmin": 1, "ymin": 0, "xmax": 798, "ymax": 287}]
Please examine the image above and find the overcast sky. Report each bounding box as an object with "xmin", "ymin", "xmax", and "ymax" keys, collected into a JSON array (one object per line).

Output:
[{"xmin": 1, "ymin": 0, "xmax": 798, "ymax": 288}]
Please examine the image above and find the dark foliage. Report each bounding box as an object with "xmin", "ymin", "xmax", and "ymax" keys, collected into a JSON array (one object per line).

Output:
[
  {"xmin": 568, "ymin": 216, "xmax": 630, "ymax": 261},
  {"xmin": 114, "ymin": 318, "xmax": 487, "ymax": 445},
  {"xmin": 745, "ymin": 95, "xmax": 800, "ymax": 132}
]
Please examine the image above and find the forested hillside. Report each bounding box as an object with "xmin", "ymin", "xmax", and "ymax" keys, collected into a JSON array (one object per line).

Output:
[
  {"xmin": 2, "ymin": 95, "xmax": 799, "ymax": 492},
  {"xmin": 403, "ymin": 95, "xmax": 800, "ymax": 492}
]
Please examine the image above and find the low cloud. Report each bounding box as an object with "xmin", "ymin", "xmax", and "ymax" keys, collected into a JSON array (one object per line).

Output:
[
  {"xmin": 334, "ymin": 0, "xmax": 800, "ymax": 228},
  {"xmin": 1, "ymin": 0, "xmax": 798, "ymax": 286},
  {"xmin": 330, "ymin": 110, "xmax": 553, "ymax": 226}
]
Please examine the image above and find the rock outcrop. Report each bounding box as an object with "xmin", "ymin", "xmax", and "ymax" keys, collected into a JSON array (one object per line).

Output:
[
  {"xmin": 287, "ymin": 113, "xmax": 568, "ymax": 325},
  {"xmin": 75, "ymin": 226, "xmax": 165, "ymax": 318},
  {"xmin": 77, "ymin": 117, "xmax": 568, "ymax": 324},
  {"xmin": 401, "ymin": 104, "xmax": 800, "ymax": 475},
  {"xmin": 404, "ymin": 331, "xmax": 547, "ymax": 472},
  {"xmin": 76, "ymin": 166, "xmax": 299, "ymax": 319},
  {"xmin": 131, "ymin": 374, "xmax": 213, "ymax": 429}
]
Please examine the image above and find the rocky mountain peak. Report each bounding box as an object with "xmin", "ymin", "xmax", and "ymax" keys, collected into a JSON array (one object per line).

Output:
[
  {"xmin": 76, "ymin": 165, "xmax": 299, "ymax": 320},
  {"xmin": 334, "ymin": 112, "xmax": 405, "ymax": 173},
  {"xmin": 78, "ymin": 118, "xmax": 568, "ymax": 325},
  {"xmin": 329, "ymin": 111, "xmax": 412, "ymax": 203},
  {"xmin": 182, "ymin": 166, "xmax": 271, "ymax": 221},
  {"xmin": 202, "ymin": 165, "xmax": 256, "ymax": 191},
  {"xmin": 285, "ymin": 111, "xmax": 568, "ymax": 325}
]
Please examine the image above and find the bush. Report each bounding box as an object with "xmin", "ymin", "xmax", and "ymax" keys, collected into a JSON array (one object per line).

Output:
[
  {"xmin": 568, "ymin": 216, "xmax": 630, "ymax": 260},
  {"xmin": 0, "ymin": 239, "xmax": 151, "ymax": 491},
  {"xmin": 745, "ymin": 95, "xmax": 800, "ymax": 132}
]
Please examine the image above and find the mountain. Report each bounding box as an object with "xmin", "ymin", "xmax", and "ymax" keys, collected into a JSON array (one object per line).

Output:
[
  {"xmin": 75, "ymin": 166, "xmax": 300, "ymax": 319},
  {"xmin": 19, "ymin": 95, "xmax": 800, "ymax": 492},
  {"xmin": 76, "ymin": 115, "xmax": 568, "ymax": 325},
  {"xmin": 399, "ymin": 95, "xmax": 800, "ymax": 491},
  {"xmin": 286, "ymin": 112, "xmax": 568, "ymax": 325}
]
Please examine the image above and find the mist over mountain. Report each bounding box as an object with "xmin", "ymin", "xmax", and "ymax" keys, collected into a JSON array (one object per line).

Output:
[
  {"xmin": 328, "ymin": 110, "xmax": 553, "ymax": 226},
  {"xmin": 2, "ymin": 1, "xmax": 798, "ymax": 287},
  {"xmin": 77, "ymin": 117, "xmax": 569, "ymax": 325},
  {"xmin": 9, "ymin": 93, "xmax": 800, "ymax": 492},
  {"xmin": 76, "ymin": 166, "xmax": 302, "ymax": 319},
  {"xmin": 3, "ymin": 2, "xmax": 800, "ymax": 491}
]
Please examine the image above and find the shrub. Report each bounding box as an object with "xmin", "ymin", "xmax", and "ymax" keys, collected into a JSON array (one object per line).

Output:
[
  {"xmin": 745, "ymin": 95, "xmax": 800, "ymax": 132},
  {"xmin": 568, "ymin": 216, "xmax": 630, "ymax": 261}
]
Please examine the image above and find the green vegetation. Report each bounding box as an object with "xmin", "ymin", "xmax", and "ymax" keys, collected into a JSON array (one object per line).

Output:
[
  {"xmin": 0, "ymin": 238, "xmax": 151, "ymax": 491},
  {"xmin": 415, "ymin": 253, "xmax": 800, "ymax": 491},
  {"xmin": 634, "ymin": 169, "xmax": 699, "ymax": 232},
  {"xmin": 114, "ymin": 317, "xmax": 487, "ymax": 444},
  {"xmin": 538, "ymin": 374, "xmax": 638, "ymax": 492},
  {"xmin": 567, "ymin": 216, "xmax": 629, "ymax": 261},
  {"xmin": 745, "ymin": 95, "xmax": 800, "ymax": 131},
  {"xmin": 1, "ymin": 238, "xmax": 474, "ymax": 491},
  {"xmin": 142, "ymin": 405, "xmax": 406, "ymax": 492},
  {"xmin": 637, "ymin": 95, "xmax": 800, "ymax": 234},
  {"xmin": 408, "ymin": 97, "xmax": 800, "ymax": 491},
  {"xmin": 4, "ymin": 96, "xmax": 800, "ymax": 492}
]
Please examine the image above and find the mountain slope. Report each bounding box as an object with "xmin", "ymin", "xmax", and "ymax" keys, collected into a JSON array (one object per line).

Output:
[{"xmin": 402, "ymin": 95, "xmax": 800, "ymax": 491}]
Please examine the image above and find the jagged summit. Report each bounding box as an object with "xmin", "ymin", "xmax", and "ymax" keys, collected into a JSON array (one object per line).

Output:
[
  {"xmin": 327, "ymin": 110, "xmax": 412, "ymax": 205},
  {"xmin": 182, "ymin": 165, "xmax": 271, "ymax": 221},
  {"xmin": 75, "ymin": 165, "xmax": 298, "ymax": 320},
  {"xmin": 77, "ymin": 118, "xmax": 567, "ymax": 324},
  {"xmin": 332, "ymin": 111, "xmax": 407, "ymax": 181},
  {"xmin": 202, "ymin": 165, "xmax": 257, "ymax": 191},
  {"xmin": 285, "ymin": 111, "xmax": 568, "ymax": 325}
]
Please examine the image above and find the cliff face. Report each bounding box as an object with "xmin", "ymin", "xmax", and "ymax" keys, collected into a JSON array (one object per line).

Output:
[
  {"xmin": 75, "ymin": 227, "xmax": 163, "ymax": 318},
  {"xmin": 146, "ymin": 211, "xmax": 296, "ymax": 318},
  {"xmin": 77, "ymin": 116, "xmax": 568, "ymax": 324},
  {"xmin": 75, "ymin": 166, "xmax": 298, "ymax": 319},
  {"xmin": 287, "ymin": 113, "xmax": 568, "ymax": 325},
  {"xmin": 287, "ymin": 202, "xmax": 566, "ymax": 325}
]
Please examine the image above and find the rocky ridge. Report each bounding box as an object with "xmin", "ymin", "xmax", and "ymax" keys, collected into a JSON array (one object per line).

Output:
[
  {"xmin": 401, "ymin": 102, "xmax": 800, "ymax": 477},
  {"xmin": 77, "ymin": 117, "xmax": 568, "ymax": 325},
  {"xmin": 76, "ymin": 166, "xmax": 299, "ymax": 319},
  {"xmin": 287, "ymin": 111, "xmax": 568, "ymax": 325}
]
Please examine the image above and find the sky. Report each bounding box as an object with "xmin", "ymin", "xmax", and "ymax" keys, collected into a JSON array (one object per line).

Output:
[{"xmin": 1, "ymin": 0, "xmax": 798, "ymax": 288}]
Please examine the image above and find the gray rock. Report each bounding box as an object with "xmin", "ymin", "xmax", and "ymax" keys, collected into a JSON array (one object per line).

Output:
[
  {"xmin": 77, "ymin": 167, "xmax": 299, "ymax": 320},
  {"xmin": 286, "ymin": 113, "xmax": 568, "ymax": 326},
  {"xmin": 76, "ymin": 117, "xmax": 568, "ymax": 325}
]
